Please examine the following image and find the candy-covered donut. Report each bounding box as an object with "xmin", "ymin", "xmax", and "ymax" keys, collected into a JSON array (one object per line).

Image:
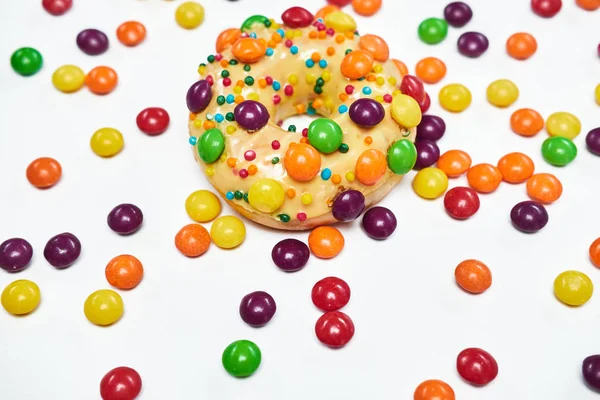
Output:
[{"xmin": 187, "ymin": 7, "xmax": 421, "ymax": 230}]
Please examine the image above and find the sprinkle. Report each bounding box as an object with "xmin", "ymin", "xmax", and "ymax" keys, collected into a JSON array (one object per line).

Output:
[
  {"xmin": 339, "ymin": 143, "xmax": 349, "ymax": 153},
  {"xmin": 248, "ymin": 165, "xmax": 258, "ymax": 175},
  {"xmin": 215, "ymin": 54, "xmax": 223, "ymax": 61},
  {"xmin": 285, "ymin": 30, "xmax": 295, "ymax": 39},
  {"xmin": 312, "ymin": 99, "xmax": 323, "ymax": 108},
  {"xmin": 307, "ymin": 106, "xmax": 316, "ymax": 115},
  {"xmin": 225, "ymin": 112, "xmax": 235, "ymax": 121},
  {"xmin": 345, "ymin": 171, "xmax": 355, "ymax": 182},
  {"xmin": 206, "ymin": 75, "xmax": 214, "ymax": 86},
  {"xmin": 338, "ymin": 105, "xmax": 348, "ymax": 113},
  {"xmin": 321, "ymin": 168, "xmax": 332, "ymax": 180},
  {"xmin": 216, "ymin": 95, "xmax": 226, "ymax": 105},
  {"xmin": 345, "ymin": 85, "xmax": 354, "ymax": 95},
  {"xmin": 364, "ymin": 136, "xmax": 373, "ymax": 145},
  {"xmin": 290, "ymin": 45, "xmax": 299, "ymax": 54},
  {"xmin": 362, "ymin": 87, "xmax": 372, "ymax": 95},
  {"xmin": 243, "ymin": 64, "xmax": 251, "ymax": 72},
  {"xmin": 229, "ymin": 59, "xmax": 238, "ymax": 65},
  {"xmin": 244, "ymin": 150, "xmax": 256, "ymax": 161},
  {"xmin": 189, "ymin": 136, "xmax": 197, "ymax": 145},
  {"xmin": 305, "ymin": 59, "xmax": 315, "ymax": 68},
  {"xmin": 226, "ymin": 125, "xmax": 236, "ymax": 134},
  {"xmin": 233, "ymin": 86, "xmax": 242, "ymax": 95},
  {"xmin": 198, "ymin": 65, "xmax": 206, "ymax": 75},
  {"xmin": 335, "ymin": 34, "xmax": 345, "ymax": 43},
  {"xmin": 278, "ymin": 214, "xmax": 291, "ymax": 223},
  {"xmin": 239, "ymin": 169, "xmax": 249, "ymax": 178},
  {"xmin": 314, "ymin": 85, "xmax": 323, "ymax": 95},
  {"xmin": 220, "ymin": 153, "xmax": 227, "ymax": 163},
  {"xmin": 265, "ymin": 76, "xmax": 273, "ymax": 85},
  {"xmin": 243, "ymin": 193, "xmax": 249, "ymax": 203},
  {"xmin": 309, "ymin": 31, "xmax": 318, "ymax": 39},
  {"xmin": 227, "ymin": 158, "xmax": 237, "ymax": 168},
  {"xmin": 384, "ymin": 94, "xmax": 393, "ymax": 103},
  {"xmin": 286, "ymin": 188, "xmax": 296, "ymax": 198},
  {"xmin": 276, "ymin": 29, "xmax": 285, "ymax": 37},
  {"xmin": 302, "ymin": 128, "xmax": 308, "ymax": 137},
  {"xmin": 339, "ymin": 93, "xmax": 349, "ymax": 101},
  {"xmin": 288, "ymin": 125, "xmax": 297, "ymax": 132},
  {"xmin": 375, "ymin": 95, "xmax": 384, "ymax": 103},
  {"xmin": 393, "ymin": 89, "xmax": 402, "ymax": 96},
  {"xmin": 215, "ymin": 114, "xmax": 224, "ymax": 123},
  {"xmin": 271, "ymin": 156, "xmax": 280, "ymax": 164},
  {"xmin": 373, "ymin": 64, "xmax": 383, "ymax": 73},
  {"xmin": 376, "ymin": 77, "xmax": 385, "ymax": 86},
  {"xmin": 316, "ymin": 18, "xmax": 324, "ymax": 23},
  {"xmin": 345, "ymin": 49, "xmax": 352, "ymax": 55},
  {"xmin": 233, "ymin": 190, "xmax": 243, "ymax": 200},
  {"xmin": 206, "ymin": 167, "xmax": 215, "ymax": 177},
  {"xmin": 273, "ymin": 95, "xmax": 281, "ymax": 105},
  {"xmin": 266, "ymin": 48, "xmax": 274, "ymax": 56},
  {"xmin": 305, "ymin": 74, "xmax": 316, "ymax": 84},
  {"xmin": 316, "ymin": 78, "xmax": 325, "ymax": 87},
  {"xmin": 203, "ymin": 120, "xmax": 215, "ymax": 130},
  {"xmin": 271, "ymin": 140, "xmax": 280, "ymax": 150},
  {"xmin": 388, "ymin": 77, "xmax": 397, "ymax": 86},
  {"xmin": 319, "ymin": 60, "xmax": 328, "ymax": 68},
  {"xmin": 226, "ymin": 94, "xmax": 235, "ymax": 104},
  {"xmin": 284, "ymin": 85, "xmax": 294, "ymax": 96},
  {"xmin": 234, "ymin": 95, "xmax": 244, "ymax": 104},
  {"xmin": 301, "ymin": 193, "xmax": 313, "ymax": 205},
  {"xmin": 226, "ymin": 191, "xmax": 234, "ymax": 200},
  {"xmin": 249, "ymin": 32, "xmax": 257, "ymax": 39},
  {"xmin": 366, "ymin": 74, "xmax": 377, "ymax": 82},
  {"xmin": 300, "ymin": 137, "xmax": 309, "ymax": 144},
  {"xmin": 247, "ymin": 92, "xmax": 259, "ymax": 101},
  {"xmin": 327, "ymin": 47, "xmax": 335, "ymax": 56},
  {"xmin": 326, "ymin": 28, "xmax": 335, "ymax": 36},
  {"xmin": 207, "ymin": 55, "xmax": 215, "ymax": 63},
  {"xmin": 193, "ymin": 119, "xmax": 202, "ymax": 128},
  {"xmin": 273, "ymin": 81, "xmax": 281, "ymax": 91},
  {"xmin": 331, "ymin": 174, "xmax": 342, "ymax": 184},
  {"xmin": 244, "ymin": 76, "xmax": 255, "ymax": 86},
  {"xmin": 288, "ymin": 74, "xmax": 298, "ymax": 85},
  {"xmin": 206, "ymin": 113, "xmax": 214, "ymax": 121},
  {"xmin": 322, "ymin": 70, "xmax": 331, "ymax": 82}
]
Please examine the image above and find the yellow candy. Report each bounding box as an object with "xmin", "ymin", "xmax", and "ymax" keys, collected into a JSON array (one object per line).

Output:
[
  {"xmin": 391, "ymin": 94, "xmax": 422, "ymax": 129},
  {"xmin": 324, "ymin": 11, "xmax": 357, "ymax": 32},
  {"xmin": 1, "ymin": 280, "xmax": 40, "ymax": 315},
  {"xmin": 301, "ymin": 192, "xmax": 313, "ymax": 205},
  {"xmin": 412, "ymin": 167, "xmax": 449, "ymax": 199},
  {"xmin": 52, "ymin": 65, "xmax": 85, "ymax": 93},
  {"xmin": 248, "ymin": 178, "xmax": 285, "ymax": 213},
  {"xmin": 84, "ymin": 289, "xmax": 123, "ymax": 326},
  {"xmin": 185, "ymin": 189, "xmax": 221, "ymax": 222},
  {"xmin": 554, "ymin": 270, "xmax": 593, "ymax": 306},
  {"xmin": 545, "ymin": 112, "xmax": 581, "ymax": 140},
  {"xmin": 90, "ymin": 127, "xmax": 124, "ymax": 157},
  {"xmin": 439, "ymin": 83, "xmax": 472, "ymax": 112},
  {"xmin": 596, "ymin": 83, "xmax": 600, "ymax": 106},
  {"xmin": 175, "ymin": 1, "xmax": 205, "ymax": 29},
  {"xmin": 210, "ymin": 215, "xmax": 246, "ymax": 249},
  {"xmin": 486, "ymin": 79, "xmax": 519, "ymax": 107}
]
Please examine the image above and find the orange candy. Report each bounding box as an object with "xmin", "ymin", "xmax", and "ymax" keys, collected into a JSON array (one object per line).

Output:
[
  {"xmin": 284, "ymin": 143, "xmax": 321, "ymax": 182},
  {"xmin": 116, "ymin": 21, "xmax": 146, "ymax": 47},
  {"xmin": 216, "ymin": 28, "xmax": 242, "ymax": 53},
  {"xmin": 26, "ymin": 157, "xmax": 62, "ymax": 188},
  {"xmin": 341, "ymin": 50, "xmax": 374, "ymax": 80},
  {"xmin": 86, "ymin": 66, "xmax": 118, "ymax": 95},
  {"xmin": 105, "ymin": 254, "xmax": 144, "ymax": 290},
  {"xmin": 352, "ymin": 0, "xmax": 382, "ymax": 16},
  {"xmin": 355, "ymin": 149, "xmax": 387, "ymax": 186},
  {"xmin": 590, "ymin": 237, "xmax": 600, "ymax": 268},
  {"xmin": 358, "ymin": 34, "xmax": 389, "ymax": 61},
  {"xmin": 415, "ymin": 57, "xmax": 447, "ymax": 84},
  {"xmin": 437, "ymin": 150, "xmax": 472, "ymax": 178},
  {"xmin": 526, "ymin": 173, "xmax": 563, "ymax": 204},
  {"xmin": 308, "ymin": 226, "xmax": 345, "ymax": 259},
  {"xmin": 414, "ymin": 380, "xmax": 455, "ymax": 400},
  {"xmin": 510, "ymin": 108, "xmax": 544, "ymax": 137},
  {"xmin": 506, "ymin": 32, "xmax": 537, "ymax": 60},
  {"xmin": 467, "ymin": 163, "xmax": 502, "ymax": 193},
  {"xmin": 455, "ymin": 259, "xmax": 492, "ymax": 294},
  {"xmin": 497, "ymin": 152, "xmax": 535, "ymax": 183},
  {"xmin": 315, "ymin": 5, "xmax": 340, "ymax": 20},
  {"xmin": 392, "ymin": 59, "xmax": 408, "ymax": 77},
  {"xmin": 231, "ymin": 38, "xmax": 266, "ymax": 64},
  {"xmin": 175, "ymin": 223, "xmax": 211, "ymax": 257},
  {"xmin": 576, "ymin": 0, "xmax": 600, "ymax": 11}
]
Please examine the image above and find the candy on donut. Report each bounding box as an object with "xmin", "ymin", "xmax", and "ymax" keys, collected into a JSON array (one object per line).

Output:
[{"xmin": 187, "ymin": 7, "xmax": 419, "ymax": 230}]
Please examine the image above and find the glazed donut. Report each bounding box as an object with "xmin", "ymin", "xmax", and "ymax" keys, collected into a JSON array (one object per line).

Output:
[{"xmin": 187, "ymin": 7, "xmax": 422, "ymax": 230}]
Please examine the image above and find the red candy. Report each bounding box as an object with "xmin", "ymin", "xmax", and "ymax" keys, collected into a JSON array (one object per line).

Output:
[
  {"xmin": 327, "ymin": 0, "xmax": 353, "ymax": 6},
  {"xmin": 444, "ymin": 187, "xmax": 480, "ymax": 220},
  {"xmin": 312, "ymin": 277, "xmax": 351, "ymax": 311},
  {"xmin": 419, "ymin": 92, "xmax": 431, "ymax": 113},
  {"xmin": 100, "ymin": 366, "xmax": 142, "ymax": 400},
  {"xmin": 456, "ymin": 348, "xmax": 498, "ymax": 386},
  {"xmin": 315, "ymin": 311, "xmax": 355, "ymax": 348},
  {"xmin": 281, "ymin": 6, "xmax": 314, "ymax": 28},
  {"xmin": 400, "ymin": 75, "xmax": 426, "ymax": 104},
  {"xmin": 42, "ymin": 0, "xmax": 72, "ymax": 15},
  {"xmin": 531, "ymin": 0, "xmax": 562, "ymax": 17},
  {"xmin": 136, "ymin": 107, "xmax": 170, "ymax": 136}
]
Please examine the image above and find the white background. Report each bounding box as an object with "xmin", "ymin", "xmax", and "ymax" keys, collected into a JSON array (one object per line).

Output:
[{"xmin": 0, "ymin": 0, "xmax": 599, "ymax": 399}]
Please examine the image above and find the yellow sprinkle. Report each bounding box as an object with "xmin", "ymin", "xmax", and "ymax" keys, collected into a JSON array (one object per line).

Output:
[
  {"xmin": 301, "ymin": 193, "xmax": 313, "ymax": 205},
  {"xmin": 206, "ymin": 167, "xmax": 215, "ymax": 177},
  {"xmin": 247, "ymin": 92, "xmax": 259, "ymax": 101},
  {"xmin": 373, "ymin": 64, "xmax": 383, "ymax": 73},
  {"xmin": 376, "ymin": 77, "xmax": 385, "ymax": 86},
  {"xmin": 285, "ymin": 30, "xmax": 295, "ymax": 39},
  {"xmin": 345, "ymin": 171, "xmax": 355, "ymax": 182},
  {"xmin": 233, "ymin": 86, "xmax": 242, "ymax": 94},
  {"xmin": 294, "ymin": 30, "xmax": 302, "ymax": 37},
  {"xmin": 193, "ymin": 119, "xmax": 203, "ymax": 128},
  {"xmin": 220, "ymin": 153, "xmax": 227, "ymax": 162},
  {"xmin": 198, "ymin": 65, "xmax": 206, "ymax": 75},
  {"xmin": 375, "ymin": 95, "xmax": 384, "ymax": 103},
  {"xmin": 388, "ymin": 77, "xmax": 397, "ymax": 86},
  {"xmin": 269, "ymin": 20, "xmax": 280, "ymax": 29},
  {"xmin": 226, "ymin": 125, "xmax": 236, "ymax": 134},
  {"xmin": 392, "ymin": 89, "xmax": 402, "ymax": 96},
  {"xmin": 288, "ymin": 74, "xmax": 298, "ymax": 85},
  {"xmin": 322, "ymin": 70, "xmax": 331, "ymax": 82},
  {"xmin": 324, "ymin": 98, "xmax": 334, "ymax": 110},
  {"xmin": 306, "ymin": 74, "xmax": 316, "ymax": 84}
]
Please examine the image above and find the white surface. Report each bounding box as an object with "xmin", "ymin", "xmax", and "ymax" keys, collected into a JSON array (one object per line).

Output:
[{"xmin": 0, "ymin": 0, "xmax": 599, "ymax": 399}]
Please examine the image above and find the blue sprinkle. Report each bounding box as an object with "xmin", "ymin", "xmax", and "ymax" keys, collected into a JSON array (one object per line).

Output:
[
  {"xmin": 317, "ymin": 18, "xmax": 324, "ymax": 23},
  {"xmin": 305, "ymin": 59, "xmax": 315, "ymax": 68},
  {"xmin": 266, "ymin": 48, "xmax": 274, "ymax": 56},
  {"xmin": 321, "ymin": 168, "xmax": 332, "ymax": 180},
  {"xmin": 226, "ymin": 94, "xmax": 235, "ymax": 104},
  {"xmin": 273, "ymin": 81, "xmax": 281, "ymax": 91},
  {"xmin": 206, "ymin": 113, "xmax": 214, "ymax": 121},
  {"xmin": 319, "ymin": 60, "xmax": 328, "ymax": 68},
  {"xmin": 276, "ymin": 29, "xmax": 285, "ymax": 37},
  {"xmin": 249, "ymin": 32, "xmax": 257, "ymax": 39},
  {"xmin": 362, "ymin": 87, "xmax": 372, "ymax": 95},
  {"xmin": 189, "ymin": 136, "xmax": 197, "ymax": 146},
  {"xmin": 338, "ymin": 105, "xmax": 348, "ymax": 114},
  {"xmin": 226, "ymin": 191, "xmax": 234, "ymax": 200},
  {"xmin": 290, "ymin": 46, "xmax": 298, "ymax": 55},
  {"xmin": 215, "ymin": 114, "xmax": 224, "ymax": 123},
  {"xmin": 307, "ymin": 107, "xmax": 316, "ymax": 116},
  {"xmin": 357, "ymin": 77, "xmax": 365, "ymax": 81}
]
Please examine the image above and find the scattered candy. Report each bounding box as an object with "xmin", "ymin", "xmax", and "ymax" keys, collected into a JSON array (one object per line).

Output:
[
  {"xmin": 0, "ymin": 238, "xmax": 33, "ymax": 272},
  {"xmin": 210, "ymin": 215, "xmax": 246, "ymax": 249},
  {"xmin": 387, "ymin": 139, "xmax": 418, "ymax": 174},
  {"xmin": 456, "ymin": 348, "xmax": 499, "ymax": 386},
  {"xmin": 248, "ymin": 179, "xmax": 285, "ymax": 213},
  {"xmin": 414, "ymin": 380, "xmax": 455, "ymax": 400},
  {"xmin": 308, "ymin": 226, "xmax": 345, "ymax": 259},
  {"xmin": 315, "ymin": 311, "xmax": 355, "ymax": 348},
  {"xmin": 176, "ymin": 2, "xmax": 205, "ymax": 29},
  {"xmin": 186, "ymin": 80, "xmax": 213, "ymax": 113},
  {"xmin": 444, "ymin": 2, "xmax": 473, "ymax": 27},
  {"xmin": 44, "ymin": 232, "xmax": 81, "ymax": 269},
  {"xmin": 100, "ymin": 367, "xmax": 142, "ymax": 400},
  {"xmin": 444, "ymin": 187, "xmax": 480, "ymax": 219},
  {"xmin": 390, "ymin": 94, "xmax": 422, "ymax": 128},
  {"xmin": 10, "ymin": 47, "xmax": 43, "ymax": 76},
  {"xmin": 308, "ymin": 118, "xmax": 344, "ymax": 153},
  {"xmin": 84, "ymin": 289, "xmax": 124, "ymax": 326},
  {"xmin": 340, "ymin": 49, "xmax": 373, "ymax": 79},
  {"xmin": 42, "ymin": 0, "xmax": 72, "ymax": 16},
  {"xmin": 222, "ymin": 340, "xmax": 261, "ymax": 377},
  {"xmin": 576, "ymin": 0, "xmax": 600, "ymax": 10},
  {"xmin": 526, "ymin": 173, "xmax": 563, "ymax": 203},
  {"xmin": 26, "ymin": 157, "xmax": 62, "ymax": 188},
  {"xmin": 531, "ymin": 0, "xmax": 562, "ymax": 18},
  {"xmin": 324, "ymin": 11, "xmax": 357, "ymax": 33},
  {"xmin": 418, "ymin": 18, "xmax": 449, "ymax": 45},
  {"xmin": 497, "ymin": 152, "xmax": 534, "ymax": 183},
  {"xmin": 545, "ymin": 112, "xmax": 581, "ymax": 140},
  {"xmin": 457, "ymin": 32, "xmax": 489, "ymax": 58},
  {"xmin": 312, "ymin": 277, "xmax": 351, "ymax": 311},
  {"xmin": 175, "ymin": 224, "xmax": 211, "ymax": 257},
  {"xmin": 414, "ymin": 140, "xmax": 440, "ymax": 169},
  {"xmin": 487, "ymin": 79, "xmax": 519, "ymax": 108},
  {"xmin": 117, "ymin": 21, "xmax": 147, "ymax": 47},
  {"xmin": 86, "ymin": 66, "xmax": 118, "ymax": 95},
  {"xmin": 107, "ymin": 203, "xmax": 143, "ymax": 235},
  {"xmin": 437, "ymin": 150, "xmax": 472, "ymax": 177},
  {"xmin": 136, "ymin": 107, "xmax": 170, "ymax": 136},
  {"xmin": 362, "ymin": 206, "xmax": 397, "ymax": 239},
  {"xmin": 455, "ymin": 259, "xmax": 492, "ymax": 293},
  {"xmin": 77, "ymin": 29, "xmax": 109, "ymax": 56},
  {"xmin": 596, "ymin": 83, "xmax": 600, "ymax": 105},
  {"xmin": 541, "ymin": 136, "xmax": 577, "ymax": 166},
  {"xmin": 439, "ymin": 83, "xmax": 472, "ymax": 112},
  {"xmin": 358, "ymin": 34, "xmax": 389, "ymax": 62},
  {"xmin": 415, "ymin": 57, "xmax": 447, "ymax": 84},
  {"xmin": 506, "ymin": 32, "xmax": 537, "ymax": 60},
  {"xmin": 52, "ymin": 64, "xmax": 86, "ymax": 93},
  {"xmin": 582, "ymin": 355, "xmax": 600, "ymax": 391},
  {"xmin": 554, "ymin": 270, "xmax": 593, "ymax": 306},
  {"xmin": 510, "ymin": 108, "xmax": 544, "ymax": 137},
  {"xmin": 413, "ymin": 167, "xmax": 449, "ymax": 199},
  {"xmin": 185, "ymin": 190, "xmax": 221, "ymax": 222},
  {"xmin": 1, "ymin": 280, "xmax": 40, "ymax": 315},
  {"xmin": 510, "ymin": 200, "xmax": 548, "ymax": 233},
  {"xmin": 349, "ymin": 98, "xmax": 385, "ymax": 127},
  {"xmin": 400, "ymin": 74, "xmax": 426, "ymax": 104},
  {"xmin": 239, "ymin": 291, "xmax": 276, "ymax": 327},
  {"xmin": 281, "ymin": 6, "xmax": 314, "ymax": 28},
  {"xmin": 352, "ymin": 0, "xmax": 382, "ymax": 16},
  {"xmin": 417, "ymin": 115, "xmax": 446, "ymax": 141},
  {"xmin": 271, "ymin": 238, "xmax": 310, "ymax": 272},
  {"xmin": 586, "ymin": 127, "xmax": 600, "ymax": 156},
  {"xmin": 332, "ymin": 190, "xmax": 365, "ymax": 221},
  {"xmin": 105, "ymin": 255, "xmax": 144, "ymax": 290},
  {"xmin": 590, "ymin": 237, "xmax": 600, "ymax": 268},
  {"xmin": 467, "ymin": 163, "xmax": 502, "ymax": 193}
]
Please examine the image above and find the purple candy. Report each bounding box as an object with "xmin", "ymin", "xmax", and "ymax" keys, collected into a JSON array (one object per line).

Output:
[
  {"xmin": 510, "ymin": 201, "xmax": 548, "ymax": 233},
  {"xmin": 586, "ymin": 127, "xmax": 600, "ymax": 156},
  {"xmin": 271, "ymin": 238, "xmax": 309, "ymax": 272},
  {"xmin": 76, "ymin": 29, "xmax": 109, "ymax": 56},
  {"xmin": 239, "ymin": 291, "xmax": 277, "ymax": 327},
  {"xmin": 417, "ymin": 115, "xmax": 446, "ymax": 141},
  {"xmin": 414, "ymin": 139, "xmax": 440, "ymax": 169},
  {"xmin": 0, "ymin": 238, "xmax": 33, "ymax": 273},
  {"xmin": 107, "ymin": 203, "xmax": 143, "ymax": 235},
  {"xmin": 444, "ymin": 2, "xmax": 473, "ymax": 27},
  {"xmin": 348, "ymin": 98, "xmax": 385, "ymax": 127},
  {"xmin": 43, "ymin": 232, "xmax": 81, "ymax": 269},
  {"xmin": 362, "ymin": 207, "xmax": 397, "ymax": 240},
  {"xmin": 186, "ymin": 80, "xmax": 213, "ymax": 113},
  {"xmin": 332, "ymin": 190, "xmax": 366, "ymax": 222},
  {"xmin": 234, "ymin": 100, "xmax": 270, "ymax": 132},
  {"xmin": 583, "ymin": 355, "xmax": 600, "ymax": 391},
  {"xmin": 458, "ymin": 32, "xmax": 489, "ymax": 58}
]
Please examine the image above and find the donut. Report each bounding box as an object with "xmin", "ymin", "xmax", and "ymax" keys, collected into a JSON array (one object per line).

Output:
[{"xmin": 187, "ymin": 7, "xmax": 421, "ymax": 231}]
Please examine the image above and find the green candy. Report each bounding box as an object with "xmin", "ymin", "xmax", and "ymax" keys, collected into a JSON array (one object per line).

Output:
[
  {"xmin": 11, "ymin": 47, "xmax": 43, "ymax": 76},
  {"xmin": 418, "ymin": 18, "xmax": 448, "ymax": 45},
  {"xmin": 542, "ymin": 137, "xmax": 577, "ymax": 166},
  {"xmin": 222, "ymin": 340, "xmax": 261, "ymax": 378},
  {"xmin": 307, "ymin": 118, "xmax": 343, "ymax": 154},
  {"xmin": 387, "ymin": 139, "xmax": 417, "ymax": 174},
  {"xmin": 198, "ymin": 128, "xmax": 225, "ymax": 164},
  {"xmin": 241, "ymin": 15, "xmax": 270, "ymax": 32}
]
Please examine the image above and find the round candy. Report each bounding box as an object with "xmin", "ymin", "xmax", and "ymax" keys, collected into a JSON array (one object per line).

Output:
[
  {"xmin": 52, "ymin": 65, "xmax": 85, "ymax": 93},
  {"xmin": 457, "ymin": 348, "xmax": 499, "ymax": 386},
  {"xmin": 387, "ymin": 139, "xmax": 417, "ymax": 175},
  {"xmin": 576, "ymin": 0, "xmax": 600, "ymax": 10},
  {"xmin": 511, "ymin": 108, "xmax": 544, "ymax": 137},
  {"xmin": 284, "ymin": 143, "xmax": 321, "ymax": 182},
  {"xmin": 26, "ymin": 157, "xmax": 62, "ymax": 188},
  {"xmin": 596, "ymin": 83, "xmax": 600, "ymax": 106},
  {"xmin": 222, "ymin": 340, "xmax": 261, "ymax": 377},
  {"xmin": 444, "ymin": 187, "xmax": 480, "ymax": 220},
  {"xmin": 583, "ymin": 355, "xmax": 600, "ymax": 391},
  {"xmin": 197, "ymin": 128, "xmax": 225, "ymax": 163},
  {"xmin": 415, "ymin": 57, "xmax": 446, "ymax": 84},
  {"xmin": 546, "ymin": 112, "xmax": 581, "ymax": 139},
  {"xmin": 586, "ymin": 127, "xmax": 600, "ymax": 156},
  {"xmin": 554, "ymin": 270, "xmax": 593, "ymax": 306},
  {"xmin": 417, "ymin": 115, "xmax": 446, "ymax": 141},
  {"xmin": 467, "ymin": 163, "xmax": 502, "ymax": 193},
  {"xmin": 271, "ymin": 238, "xmax": 310, "ymax": 272},
  {"xmin": 457, "ymin": 32, "xmax": 489, "ymax": 58},
  {"xmin": 186, "ymin": 80, "xmax": 213, "ymax": 113},
  {"xmin": 185, "ymin": 190, "xmax": 221, "ymax": 222},
  {"xmin": 362, "ymin": 206, "xmax": 397, "ymax": 240},
  {"xmin": 506, "ymin": 32, "xmax": 537, "ymax": 60},
  {"xmin": 175, "ymin": 224, "xmax": 211, "ymax": 257},
  {"xmin": 176, "ymin": 2, "xmax": 205, "ymax": 29},
  {"xmin": 400, "ymin": 75, "xmax": 426, "ymax": 104},
  {"xmin": 107, "ymin": 203, "xmax": 143, "ymax": 235},
  {"xmin": 439, "ymin": 83, "xmax": 472, "ymax": 112},
  {"xmin": 526, "ymin": 173, "xmax": 562, "ymax": 204},
  {"xmin": 510, "ymin": 200, "xmax": 548, "ymax": 233},
  {"xmin": 2, "ymin": 280, "xmax": 40, "ymax": 315},
  {"xmin": 332, "ymin": 190, "xmax": 366, "ymax": 221},
  {"xmin": 419, "ymin": 92, "xmax": 431, "ymax": 113},
  {"xmin": 0, "ymin": 238, "xmax": 33, "ymax": 273},
  {"xmin": 86, "ymin": 66, "xmax": 118, "ymax": 95},
  {"xmin": 308, "ymin": 118, "xmax": 343, "ymax": 153},
  {"xmin": 418, "ymin": 18, "xmax": 449, "ymax": 45},
  {"xmin": 105, "ymin": 255, "xmax": 144, "ymax": 290},
  {"xmin": 116, "ymin": 21, "xmax": 146, "ymax": 47},
  {"xmin": 76, "ymin": 29, "xmax": 109, "ymax": 56},
  {"xmin": 324, "ymin": 11, "xmax": 357, "ymax": 33},
  {"xmin": 541, "ymin": 137, "xmax": 577, "ymax": 166},
  {"xmin": 327, "ymin": 0, "xmax": 352, "ymax": 5},
  {"xmin": 487, "ymin": 79, "xmax": 519, "ymax": 107},
  {"xmin": 358, "ymin": 34, "xmax": 389, "ymax": 62},
  {"xmin": 84, "ymin": 289, "xmax": 124, "ymax": 326},
  {"xmin": 231, "ymin": 38, "xmax": 268, "ymax": 64},
  {"xmin": 497, "ymin": 152, "xmax": 534, "ymax": 183},
  {"xmin": 239, "ymin": 291, "xmax": 277, "ymax": 327},
  {"xmin": 414, "ymin": 140, "xmax": 440, "ymax": 170},
  {"xmin": 136, "ymin": 107, "xmax": 170, "ymax": 136},
  {"xmin": 315, "ymin": 311, "xmax": 355, "ymax": 348},
  {"xmin": 414, "ymin": 380, "xmax": 455, "ymax": 400},
  {"xmin": 352, "ymin": 0, "xmax": 382, "ymax": 16},
  {"xmin": 281, "ymin": 6, "xmax": 314, "ymax": 28},
  {"xmin": 355, "ymin": 149, "xmax": 387, "ymax": 186},
  {"xmin": 210, "ymin": 216, "xmax": 246, "ymax": 249},
  {"xmin": 248, "ymin": 179, "xmax": 285, "ymax": 213},
  {"xmin": 531, "ymin": 0, "xmax": 562, "ymax": 17},
  {"xmin": 234, "ymin": 100, "xmax": 270, "ymax": 132},
  {"xmin": 312, "ymin": 277, "xmax": 351, "ymax": 311},
  {"xmin": 100, "ymin": 367, "xmax": 142, "ymax": 400},
  {"xmin": 391, "ymin": 94, "xmax": 422, "ymax": 128},
  {"xmin": 44, "ymin": 233, "xmax": 81, "ymax": 269},
  {"xmin": 349, "ymin": 98, "xmax": 385, "ymax": 127},
  {"xmin": 11, "ymin": 47, "xmax": 43, "ymax": 76},
  {"xmin": 412, "ymin": 167, "xmax": 449, "ymax": 199},
  {"xmin": 589, "ymin": 237, "xmax": 600, "ymax": 268},
  {"xmin": 42, "ymin": 0, "xmax": 72, "ymax": 15},
  {"xmin": 308, "ymin": 226, "xmax": 345, "ymax": 259},
  {"xmin": 437, "ymin": 150, "xmax": 472, "ymax": 177},
  {"xmin": 444, "ymin": 2, "xmax": 473, "ymax": 27},
  {"xmin": 455, "ymin": 259, "xmax": 492, "ymax": 294}
]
